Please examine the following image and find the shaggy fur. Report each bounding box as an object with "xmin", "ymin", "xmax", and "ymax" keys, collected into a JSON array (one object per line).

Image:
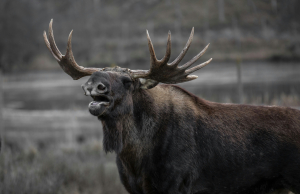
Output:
[{"xmin": 83, "ymin": 70, "xmax": 300, "ymax": 194}]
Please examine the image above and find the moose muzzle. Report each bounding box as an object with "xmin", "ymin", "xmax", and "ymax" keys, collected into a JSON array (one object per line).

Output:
[{"xmin": 82, "ymin": 81, "xmax": 110, "ymax": 116}]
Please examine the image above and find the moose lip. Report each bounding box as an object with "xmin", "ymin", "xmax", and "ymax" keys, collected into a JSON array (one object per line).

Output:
[
  {"xmin": 88, "ymin": 95, "xmax": 110, "ymax": 116},
  {"xmin": 89, "ymin": 101, "xmax": 109, "ymax": 106}
]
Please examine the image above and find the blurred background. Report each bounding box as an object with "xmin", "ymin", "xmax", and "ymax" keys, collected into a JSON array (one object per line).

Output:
[{"xmin": 1, "ymin": 0, "xmax": 300, "ymax": 193}]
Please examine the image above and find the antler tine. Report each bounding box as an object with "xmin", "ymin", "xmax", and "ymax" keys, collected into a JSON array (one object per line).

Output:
[
  {"xmin": 48, "ymin": 19, "xmax": 63, "ymax": 60},
  {"xmin": 146, "ymin": 30, "xmax": 158, "ymax": 66},
  {"xmin": 65, "ymin": 30, "xmax": 78, "ymax": 66},
  {"xmin": 43, "ymin": 31, "xmax": 60, "ymax": 61},
  {"xmin": 43, "ymin": 19, "xmax": 101, "ymax": 80},
  {"xmin": 159, "ymin": 31, "xmax": 171, "ymax": 65},
  {"xmin": 169, "ymin": 27, "xmax": 194, "ymax": 67},
  {"xmin": 147, "ymin": 30, "xmax": 171, "ymax": 66},
  {"xmin": 66, "ymin": 30, "xmax": 73, "ymax": 56},
  {"xmin": 180, "ymin": 43, "xmax": 210, "ymax": 70},
  {"xmin": 185, "ymin": 58, "xmax": 213, "ymax": 74}
]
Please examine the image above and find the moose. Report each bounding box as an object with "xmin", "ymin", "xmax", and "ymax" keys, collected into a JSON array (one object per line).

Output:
[{"xmin": 44, "ymin": 19, "xmax": 300, "ymax": 194}]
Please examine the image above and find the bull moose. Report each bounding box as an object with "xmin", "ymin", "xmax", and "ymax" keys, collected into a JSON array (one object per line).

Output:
[{"xmin": 43, "ymin": 19, "xmax": 300, "ymax": 194}]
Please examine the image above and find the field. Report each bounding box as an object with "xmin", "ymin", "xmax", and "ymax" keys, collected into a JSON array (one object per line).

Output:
[{"xmin": 1, "ymin": 61, "xmax": 300, "ymax": 193}]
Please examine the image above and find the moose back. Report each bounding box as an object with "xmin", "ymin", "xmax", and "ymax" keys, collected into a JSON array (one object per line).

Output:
[{"xmin": 44, "ymin": 20, "xmax": 300, "ymax": 194}]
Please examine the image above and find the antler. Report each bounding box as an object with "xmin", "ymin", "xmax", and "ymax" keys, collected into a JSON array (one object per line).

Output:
[
  {"xmin": 43, "ymin": 19, "xmax": 101, "ymax": 80},
  {"xmin": 130, "ymin": 28, "xmax": 212, "ymax": 84}
]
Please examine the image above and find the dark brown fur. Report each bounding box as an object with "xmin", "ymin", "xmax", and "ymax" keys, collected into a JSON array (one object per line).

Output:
[{"xmin": 82, "ymin": 71, "xmax": 300, "ymax": 194}]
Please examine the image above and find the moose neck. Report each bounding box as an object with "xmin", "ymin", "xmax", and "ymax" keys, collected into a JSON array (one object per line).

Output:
[
  {"xmin": 100, "ymin": 84, "xmax": 210, "ymax": 154},
  {"xmin": 99, "ymin": 85, "xmax": 168, "ymax": 154}
]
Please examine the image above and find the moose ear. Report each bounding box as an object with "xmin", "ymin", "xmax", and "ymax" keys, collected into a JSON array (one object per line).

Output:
[{"xmin": 139, "ymin": 78, "xmax": 159, "ymax": 90}]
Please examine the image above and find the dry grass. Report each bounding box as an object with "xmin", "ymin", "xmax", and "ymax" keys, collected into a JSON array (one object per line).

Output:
[{"xmin": 0, "ymin": 140, "xmax": 127, "ymax": 194}]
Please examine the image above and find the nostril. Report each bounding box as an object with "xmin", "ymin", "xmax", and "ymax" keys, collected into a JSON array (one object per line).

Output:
[{"xmin": 97, "ymin": 83, "xmax": 106, "ymax": 91}]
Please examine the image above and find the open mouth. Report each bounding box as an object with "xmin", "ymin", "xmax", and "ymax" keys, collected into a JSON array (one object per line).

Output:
[
  {"xmin": 88, "ymin": 95, "xmax": 111, "ymax": 116},
  {"xmin": 92, "ymin": 95, "xmax": 110, "ymax": 105}
]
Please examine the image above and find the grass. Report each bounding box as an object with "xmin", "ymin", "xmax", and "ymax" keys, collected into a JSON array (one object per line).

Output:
[{"xmin": 0, "ymin": 140, "xmax": 127, "ymax": 194}]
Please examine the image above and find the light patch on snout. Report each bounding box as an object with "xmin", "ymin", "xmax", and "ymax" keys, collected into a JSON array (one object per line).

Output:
[
  {"xmin": 81, "ymin": 83, "xmax": 107, "ymax": 96},
  {"xmin": 82, "ymin": 84, "xmax": 90, "ymax": 96}
]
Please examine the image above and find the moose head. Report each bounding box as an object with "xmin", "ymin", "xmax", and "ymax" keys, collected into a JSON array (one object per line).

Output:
[{"xmin": 43, "ymin": 19, "xmax": 212, "ymax": 119}]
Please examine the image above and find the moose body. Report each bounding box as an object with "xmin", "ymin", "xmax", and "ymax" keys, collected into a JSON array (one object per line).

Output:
[
  {"xmin": 44, "ymin": 20, "xmax": 300, "ymax": 194},
  {"xmin": 101, "ymin": 81, "xmax": 300, "ymax": 194}
]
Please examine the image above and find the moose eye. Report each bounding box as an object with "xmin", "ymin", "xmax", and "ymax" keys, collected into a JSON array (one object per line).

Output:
[
  {"xmin": 121, "ymin": 77, "xmax": 131, "ymax": 84},
  {"xmin": 122, "ymin": 77, "xmax": 132, "ymax": 88}
]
